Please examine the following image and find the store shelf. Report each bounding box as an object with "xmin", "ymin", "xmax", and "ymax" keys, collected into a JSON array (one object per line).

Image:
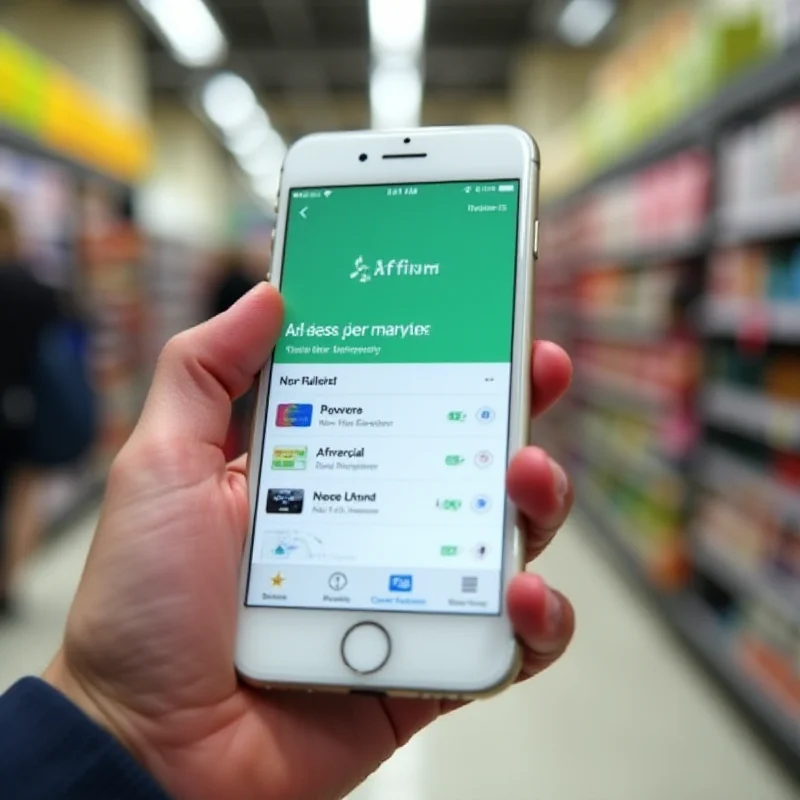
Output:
[
  {"xmin": 667, "ymin": 593, "xmax": 800, "ymax": 770},
  {"xmin": 549, "ymin": 44, "xmax": 800, "ymax": 210},
  {"xmin": 691, "ymin": 533, "xmax": 800, "ymax": 624},
  {"xmin": 546, "ymin": 40, "xmax": 800, "ymax": 782},
  {"xmin": 704, "ymin": 383, "xmax": 800, "ymax": 449},
  {"xmin": 582, "ymin": 427, "xmax": 683, "ymax": 489},
  {"xmin": 580, "ymin": 232, "xmax": 710, "ymax": 270},
  {"xmin": 704, "ymin": 299, "xmax": 800, "ymax": 340},
  {"xmin": 576, "ymin": 314, "xmax": 669, "ymax": 344},
  {"xmin": 0, "ymin": 123, "xmax": 129, "ymax": 188},
  {"xmin": 576, "ymin": 478, "xmax": 800, "ymax": 774},
  {"xmin": 719, "ymin": 195, "xmax": 800, "ymax": 244},
  {"xmin": 576, "ymin": 363, "xmax": 672, "ymax": 417},
  {"xmin": 575, "ymin": 472, "xmax": 650, "ymax": 567},
  {"xmin": 700, "ymin": 445, "xmax": 800, "ymax": 520}
]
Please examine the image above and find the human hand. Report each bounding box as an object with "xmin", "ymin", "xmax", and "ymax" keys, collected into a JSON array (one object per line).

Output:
[{"xmin": 44, "ymin": 283, "xmax": 575, "ymax": 800}]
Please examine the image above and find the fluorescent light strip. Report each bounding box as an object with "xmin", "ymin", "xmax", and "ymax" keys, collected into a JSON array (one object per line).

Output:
[
  {"xmin": 368, "ymin": 0, "xmax": 426, "ymax": 57},
  {"xmin": 227, "ymin": 124, "xmax": 272, "ymax": 159},
  {"xmin": 199, "ymin": 71, "xmax": 284, "ymax": 204},
  {"xmin": 202, "ymin": 72, "xmax": 258, "ymax": 130},
  {"xmin": 238, "ymin": 131, "xmax": 286, "ymax": 177},
  {"xmin": 368, "ymin": 0, "xmax": 427, "ymax": 129},
  {"xmin": 252, "ymin": 173, "xmax": 281, "ymax": 201},
  {"xmin": 370, "ymin": 62, "xmax": 423, "ymax": 129},
  {"xmin": 137, "ymin": 0, "xmax": 227, "ymax": 67},
  {"xmin": 558, "ymin": 0, "xmax": 615, "ymax": 46},
  {"xmin": 225, "ymin": 107, "xmax": 272, "ymax": 142}
]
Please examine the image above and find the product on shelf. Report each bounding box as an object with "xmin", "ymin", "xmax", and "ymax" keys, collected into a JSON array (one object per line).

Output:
[
  {"xmin": 575, "ymin": 265, "xmax": 681, "ymax": 330},
  {"xmin": 576, "ymin": 462, "xmax": 688, "ymax": 588},
  {"xmin": 576, "ymin": 338, "xmax": 699, "ymax": 400},
  {"xmin": 773, "ymin": 516, "xmax": 800, "ymax": 582},
  {"xmin": 81, "ymin": 222, "xmax": 147, "ymax": 463},
  {"xmin": 580, "ymin": 150, "xmax": 711, "ymax": 259},
  {"xmin": 720, "ymin": 103, "xmax": 800, "ymax": 212},
  {"xmin": 707, "ymin": 341, "xmax": 800, "ymax": 403},
  {"xmin": 541, "ymin": 2, "xmax": 793, "ymax": 199},
  {"xmin": 143, "ymin": 239, "xmax": 209, "ymax": 371},
  {"xmin": 739, "ymin": 602, "xmax": 800, "ymax": 716},
  {"xmin": 542, "ymin": 34, "xmax": 800, "ymax": 763},
  {"xmin": 696, "ymin": 493, "xmax": 777, "ymax": 570},
  {"xmin": 708, "ymin": 244, "xmax": 800, "ymax": 303},
  {"xmin": 540, "ymin": 150, "xmax": 711, "ymax": 262}
]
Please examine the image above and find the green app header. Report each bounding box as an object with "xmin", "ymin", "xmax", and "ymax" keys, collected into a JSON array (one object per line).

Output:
[{"xmin": 274, "ymin": 181, "xmax": 520, "ymax": 365}]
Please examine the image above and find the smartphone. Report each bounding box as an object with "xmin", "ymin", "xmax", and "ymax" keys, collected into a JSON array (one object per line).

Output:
[{"xmin": 236, "ymin": 125, "xmax": 539, "ymax": 698}]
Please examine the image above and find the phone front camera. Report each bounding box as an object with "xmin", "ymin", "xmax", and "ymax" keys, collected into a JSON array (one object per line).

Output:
[
  {"xmin": 403, "ymin": 137, "xmax": 411, "ymax": 144},
  {"xmin": 359, "ymin": 153, "xmax": 368, "ymax": 162}
]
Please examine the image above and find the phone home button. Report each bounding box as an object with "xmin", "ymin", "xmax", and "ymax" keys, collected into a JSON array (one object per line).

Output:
[{"xmin": 341, "ymin": 622, "xmax": 391, "ymax": 675}]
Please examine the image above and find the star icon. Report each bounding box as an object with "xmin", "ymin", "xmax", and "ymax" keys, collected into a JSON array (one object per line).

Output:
[{"xmin": 271, "ymin": 572, "xmax": 286, "ymax": 588}]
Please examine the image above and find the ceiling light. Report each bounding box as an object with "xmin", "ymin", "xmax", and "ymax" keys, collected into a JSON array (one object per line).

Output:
[
  {"xmin": 136, "ymin": 0, "xmax": 227, "ymax": 67},
  {"xmin": 252, "ymin": 173, "xmax": 280, "ymax": 202},
  {"xmin": 227, "ymin": 124, "xmax": 272, "ymax": 158},
  {"xmin": 368, "ymin": 0, "xmax": 426, "ymax": 57},
  {"xmin": 224, "ymin": 107, "xmax": 271, "ymax": 142},
  {"xmin": 239, "ymin": 133, "xmax": 287, "ymax": 177},
  {"xmin": 225, "ymin": 110, "xmax": 274, "ymax": 157},
  {"xmin": 202, "ymin": 73, "xmax": 258, "ymax": 130},
  {"xmin": 242, "ymin": 152, "xmax": 285, "ymax": 179},
  {"xmin": 558, "ymin": 0, "xmax": 615, "ymax": 46},
  {"xmin": 370, "ymin": 63, "xmax": 422, "ymax": 129}
]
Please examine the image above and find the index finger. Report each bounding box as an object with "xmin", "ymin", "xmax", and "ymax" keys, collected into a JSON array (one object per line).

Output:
[{"xmin": 531, "ymin": 340, "xmax": 572, "ymax": 418}]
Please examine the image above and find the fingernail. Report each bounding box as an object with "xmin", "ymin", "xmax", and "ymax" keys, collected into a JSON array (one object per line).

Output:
[
  {"xmin": 545, "ymin": 586, "xmax": 563, "ymax": 638},
  {"xmin": 549, "ymin": 458, "xmax": 568, "ymax": 503}
]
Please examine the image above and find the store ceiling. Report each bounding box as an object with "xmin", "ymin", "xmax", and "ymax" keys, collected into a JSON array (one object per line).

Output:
[{"xmin": 140, "ymin": 0, "xmax": 569, "ymax": 138}]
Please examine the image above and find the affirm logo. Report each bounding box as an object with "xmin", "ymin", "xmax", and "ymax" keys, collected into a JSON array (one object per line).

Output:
[{"xmin": 350, "ymin": 255, "xmax": 440, "ymax": 284}]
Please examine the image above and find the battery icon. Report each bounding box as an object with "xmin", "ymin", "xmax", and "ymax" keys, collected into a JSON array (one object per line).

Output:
[{"xmin": 498, "ymin": 184, "xmax": 515, "ymax": 193}]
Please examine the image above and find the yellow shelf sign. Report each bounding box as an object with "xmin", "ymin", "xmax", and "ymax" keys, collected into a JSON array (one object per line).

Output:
[{"xmin": 0, "ymin": 30, "xmax": 151, "ymax": 183}]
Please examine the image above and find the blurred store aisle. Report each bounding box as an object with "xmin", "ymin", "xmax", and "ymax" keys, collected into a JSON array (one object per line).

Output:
[
  {"xmin": 0, "ymin": 513, "xmax": 97, "ymax": 687},
  {"xmin": 0, "ymin": 514, "xmax": 795, "ymax": 800}
]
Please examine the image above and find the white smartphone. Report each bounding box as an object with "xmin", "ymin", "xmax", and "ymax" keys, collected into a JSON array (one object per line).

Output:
[{"xmin": 236, "ymin": 125, "xmax": 539, "ymax": 698}]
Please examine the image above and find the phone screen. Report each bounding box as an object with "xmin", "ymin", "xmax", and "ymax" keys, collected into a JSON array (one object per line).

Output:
[{"xmin": 245, "ymin": 179, "xmax": 521, "ymax": 615}]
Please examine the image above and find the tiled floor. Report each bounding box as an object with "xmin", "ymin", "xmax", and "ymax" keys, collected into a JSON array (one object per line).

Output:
[{"xmin": 1, "ymin": 512, "xmax": 796, "ymax": 800}]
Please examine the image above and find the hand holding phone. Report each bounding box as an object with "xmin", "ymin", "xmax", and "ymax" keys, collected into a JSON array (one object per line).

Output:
[
  {"xmin": 44, "ymin": 278, "xmax": 574, "ymax": 800},
  {"xmin": 237, "ymin": 126, "xmax": 554, "ymax": 696}
]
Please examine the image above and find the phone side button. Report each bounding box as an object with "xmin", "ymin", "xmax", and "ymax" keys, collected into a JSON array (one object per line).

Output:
[
  {"xmin": 267, "ymin": 229, "xmax": 276, "ymax": 281},
  {"xmin": 533, "ymin": 218, "xmax": 540, "ymax": 261},
  {"xmin": 341, "ymin": 622, "xmax": 392, "ymax": 675}
]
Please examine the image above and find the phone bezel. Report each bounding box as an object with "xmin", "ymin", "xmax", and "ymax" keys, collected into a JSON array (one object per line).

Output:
[{"xmin": 236, "ymin": 125, "xmax": 539, "ymax": 697}]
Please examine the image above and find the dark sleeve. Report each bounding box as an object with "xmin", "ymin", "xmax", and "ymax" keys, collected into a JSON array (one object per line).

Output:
[{"xmin": 0, "ymin": 678, "xmax": 172, "ymax": 800}]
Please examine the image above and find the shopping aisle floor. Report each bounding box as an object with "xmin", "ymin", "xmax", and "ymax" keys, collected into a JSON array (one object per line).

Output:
[{"xmin": 1, "ymin": 513, "xmax": 796, "ymax": 800}]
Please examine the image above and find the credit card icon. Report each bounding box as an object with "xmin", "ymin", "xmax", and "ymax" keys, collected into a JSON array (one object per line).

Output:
[
  {"xmin": 271, "ymin": 446, "xmax": 308, "ymax": 470},
  {"xmin": 266, "ymin": 489, "xmax": 305, "ymax": 514},
  {"xmin": 389, "ymin": 574, "xmax": 413, "ymax": 592},
  {"xmin": 276, "ymin": 403, "xmax": 313, "ymax": 427}
]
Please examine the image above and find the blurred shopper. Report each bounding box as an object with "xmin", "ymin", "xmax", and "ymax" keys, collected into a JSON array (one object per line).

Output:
[
  {"xmin": 207, "ymin": 250, "xmax": 260, "ymax": 459},
  {"xmin": 0, "ymin": 200, "xmax": 56, "ymax": 614},
  {"xmin": 0, "ymin": 201, "xmax": 94, "ymax": 616}
]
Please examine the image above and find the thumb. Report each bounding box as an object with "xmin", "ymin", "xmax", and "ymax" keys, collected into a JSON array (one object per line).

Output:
[{"xmin": 137, "ymin": 283, "xmax": 283, "ymax": 448}]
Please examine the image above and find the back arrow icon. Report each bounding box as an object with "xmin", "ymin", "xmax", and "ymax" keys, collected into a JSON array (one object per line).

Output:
[{"xmin": 300, "ymin": 206, "xmax": 309, "ymax": 219}]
